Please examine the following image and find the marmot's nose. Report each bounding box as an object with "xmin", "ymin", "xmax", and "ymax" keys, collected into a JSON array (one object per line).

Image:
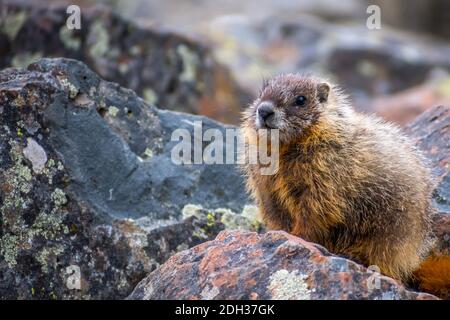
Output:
[{"xmin": 257, "ymin": 102, "xmax": 275, "ymax": 121}]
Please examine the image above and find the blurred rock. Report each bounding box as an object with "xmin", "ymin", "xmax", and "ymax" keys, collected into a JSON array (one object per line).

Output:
[
  {"xmin": 407, "ymin": 105, "xmax": 450, "ymax": 257},
  {"xmin": 369, "ymin": 0, "xmax": 450, "ymax": 40},
  {"xmin": 0, "ymin": 2, "xmax": 249, "ymax": 124},
  {"xmin": 407, "ymin": 105, "xmax": 450, "ymax": 217},
  {"xmin": 128, "ymin": 230, "xmax": 437, "ymax": 300},
  {"xmin": 0, "ymin": 58, "xmax": 252, "ymax": 299},
  {"xmin": 202, "ymin": 13, "xmax": 450, "ymax": 112},
  {"xmin": 370, "ymin": 75, "xmax": 450, "ymax": 126}
]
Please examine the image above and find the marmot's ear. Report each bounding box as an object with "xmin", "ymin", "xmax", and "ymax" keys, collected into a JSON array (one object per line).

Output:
[{"xmin": 317, "ymin": 82, "xmax": 330, "ymax": 103}]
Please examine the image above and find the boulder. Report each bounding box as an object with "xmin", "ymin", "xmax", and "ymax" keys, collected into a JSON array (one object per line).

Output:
[
  {"xmin": 407, "ymin": 105, "xmax": 450, "ymax": 255},
  {"xmin": 369, "ymin": 76, "xmax": 450, "ymax": 126},
  {"xmin": 0, "ymin": 57, "xmax": 252, "ymax": 299},
  {"xmin": 407, "ymin": 105, "xmax": 450, "ymax": 217},
  {"xmin": 0, "ymin": 2, "xmax": 248, "ymax": 124},
  {"xmin": 128, "ymin": 230, "xmax": 437, "ymax": 300},
  {"xmin": 128, "ymin": 105, "xmax": 450, "ymax": 300}
]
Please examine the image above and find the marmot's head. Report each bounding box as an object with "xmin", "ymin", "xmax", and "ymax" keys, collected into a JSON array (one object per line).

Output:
[{"xmin": 244, "ymin": 74, "xmax": 334, "ymax": 142}]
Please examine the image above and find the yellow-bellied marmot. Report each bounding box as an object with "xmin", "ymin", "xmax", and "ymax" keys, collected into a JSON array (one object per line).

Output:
[{"xmin": 241, "ymin": 73, "xmax": 436, "ymax": 282}]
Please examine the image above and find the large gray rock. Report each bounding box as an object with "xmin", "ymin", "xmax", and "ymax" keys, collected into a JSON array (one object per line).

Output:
[
  {"xmin": 0, "ymin": 58, "xmax": 251, "ymax": 299},
  {"xmin": 0, "ymin": 2, "xmax": 248, "ymax": 124}
]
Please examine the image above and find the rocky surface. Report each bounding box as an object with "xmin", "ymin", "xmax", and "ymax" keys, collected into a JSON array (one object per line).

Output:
[
  {"xmin": 128, "ymin": 230, "xmax": 437, "ymax": 300},
  {"xmin": 407, "ymin": 105, "xmax": 450, "ymax": 216},
  {"xmin": 0, "ymin": 2, "xmax": 248, "ymax": 124},
  {"xmin": 0, "ymin": 58, "xmax": 253, "ymax": 299},
  {"xmin": 370, "ymin": 75, "xmax": 450, "ymax": 126},
  {"xmin": 407, "ymin": 105, "xmax": 450, "ymax": 256},
  {"xmin": 129, "ymin": 104, "xmax": 450, "ymax": 300}
]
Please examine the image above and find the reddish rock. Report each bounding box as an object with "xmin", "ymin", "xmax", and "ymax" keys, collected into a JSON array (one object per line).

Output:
[
  {"xmin": 407, "ymin": 105, "xmax": 450, "ymax": 255},
  {"xmin": 371, "ymin": 81, "xmax": 450, "ymax": 126},
  {"xmin": 128, "ymin": 230, "xmax": 437, "ymax": 300},
  {"xmin": 432, "ymin": 214, "xmax": 450, "ymax": 256}
]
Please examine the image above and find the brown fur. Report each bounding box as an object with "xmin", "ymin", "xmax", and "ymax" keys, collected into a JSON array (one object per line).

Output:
[
  {"xmin": 241, "ymin": 74, "xmax": 434, "ymax": 282},
  {"xmin": 413, "ymin": 255, "xmax": 450, "ymax": 299}
]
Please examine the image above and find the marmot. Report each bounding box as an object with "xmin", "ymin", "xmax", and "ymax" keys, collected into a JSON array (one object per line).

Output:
[{"xmin": 241, "ymin": 74, "xmax": 437, "ymax": 283}]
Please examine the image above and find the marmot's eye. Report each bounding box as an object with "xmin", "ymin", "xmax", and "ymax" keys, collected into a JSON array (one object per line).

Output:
[{"xmin": 295, "ymin": 95, "xmax": 307, "ymax": 106}]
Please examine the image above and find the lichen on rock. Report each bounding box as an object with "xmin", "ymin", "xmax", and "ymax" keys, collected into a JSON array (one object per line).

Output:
[{"xmin": 268, "ymin": 269, "xmax": 311, "ymax": 300}]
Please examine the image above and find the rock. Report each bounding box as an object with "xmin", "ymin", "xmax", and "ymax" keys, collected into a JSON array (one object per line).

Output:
[
  {"xmin": 0, "ymin": 57, "xmax": 252, "ymax": 299},
  {"xmin": 202, "ymin": 13, "xmax": 450, "ymax": 112},
  {"xmin": 407, "ymin": 105, "xmax": 450, "ymax": 216},
  {"xmin": 369, "ymin": 75, "xmax": 450, "ymax": 126},
  {"xmin": 407, "ymin": 105, "xmax": 450, "ymax": 256},
  {"xmin": 0, "ymin": 2, "xmax": 248, "ymax": 124},
  {"xmin": 431, "ymin": 213, "xmax": 450, "ymax": 256},
  {"xmin": 128, "ymin": 230, "xmax": 437, "ymax": 300}
]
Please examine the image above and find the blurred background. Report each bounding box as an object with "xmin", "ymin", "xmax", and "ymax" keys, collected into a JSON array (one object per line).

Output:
[{"xmin": 1, "ymin": 0, "xmax": 450, "ymax": 125}]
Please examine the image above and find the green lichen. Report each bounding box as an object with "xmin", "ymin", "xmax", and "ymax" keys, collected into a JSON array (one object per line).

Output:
[
  {"xmin": 218, "ymin": 207, "xmax": 261, "ymax": 232},
  {"xmin": 206, "ymin": 211, "xmax": 215, "ymax": 227},
  {"xmin": 268, "ymin": 269, "xmax": 311, "ymax": 300},
  {"xmin": 32, "ymin": 211, "xmax": 69, "ymax": 239},
  {"xmin": 36, "ymin": 245, "xmax": 65, "ymax": 273},
  {"xmin": 1, "ymin": 207, "xmax": 68, "ymax": 270},
  {"xmin": 182, "ymin": 204, "xmax": 205, "ymax": 219},
  {"xmin": 1, "ymin": 140, "xmax": 33, "ymax": 216},
  {"xmin": 47, "ymin": 159, "xmax": 55, "ymax": 167},
  {"xmin": 88, "ymin": 21, "xmax": 110, "ymax": 59},
  {"xmin": 177, "ymin": 44, "xmax": 199, "ymax": 82},
  {"xmin": 108, "ymin": 106, "xmax": 120, "ymax": 117},
  {"xmin": 11, "ymin": 52, "xmax": 43, "ymax": 68},
  {"xmin": 1, "ymin": 11, "xmax": 27, "ymax": 40},
  {"xmin": 181, "ymin": 204, "xmax": 262, "ymax": 232},
  {"xmin": 57, "ymin": 76, "xmax": 79, "ymax": 99},
  {"xmin": 57, "ymin": 161, "xmax": 64, "ymax": 171},
  {"xmin": 143, "ymin": 88, "xmax": 158, "ymax": 105},
  {"xmin": 42, "ymin": 158, "xmax": 64, "ymax": 185},
  {"xmin": 0, "ymin": 141, "xmax": 68, "ymax": 270},
  {"xmin": 51, "ymin": 188, "xmax": 67, "ymax": 207},
  {"xmin": 143, "ymin": 148, "xmax": 153, "ymax": 159},
  {"xmin": 241, "ymin": 205, "xmax": 262, "ymax": 230},
  {"xmin": 59, "ymin": 26, "xmax": 81, "ymax": 50},
  {"xmin": 192, "ymin": 229, "xmax": 208, "ymax": 240},
  {"xmin": 0, "ymin": 235, "xmax": 19, "ymax": 268}
]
